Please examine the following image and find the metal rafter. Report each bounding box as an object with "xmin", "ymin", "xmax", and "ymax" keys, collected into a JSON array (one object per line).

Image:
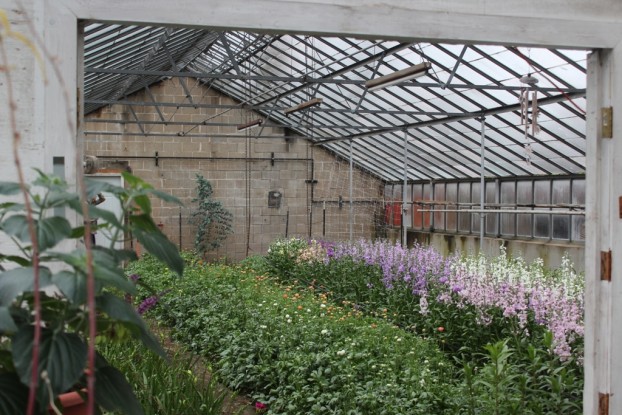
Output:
[{"xmin": 83, "ymin": 24, "xmax": 589, "ymax": 182}]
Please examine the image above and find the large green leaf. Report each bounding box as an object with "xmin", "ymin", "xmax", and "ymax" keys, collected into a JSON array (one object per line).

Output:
[
  {"xmin": 150, "ymin": 189, "xmax": 183, "ymax": 205},
  {"xmin": 121, "ymin": 172, "xmax": 152, "ymax": 190},
  {"xmin": 97, "ymin": 293, "xmax": 166, "ymax": 359},
  {"xmin": 1, "ymin": 215, "xmax": 31, "ymax": 242},
  {"xmin": 94, "ymin": 247, "xmax": 138, "ymax": 264},
  {"xmin": 43, "ymin": 190, "xmax": 79, "ymax": 210},
  {"xmin": 31, "ymin": 169, "xmax": 67, "ymax": 191},
  {"xmin": 85, "ymin": 178, "xmax": 125, "ymax": 199},
  {"xmin": 129, "ymin": 213, "xmax": 158, "ymax": 232},
  {"xmin": 70, "ymin": 225, "xmax": 86, "ymax": 239},
  {"xmin": 0, "ymin": 306, "xmax": 17, "ymax": 333},
  {"xmin": 13, "ymin": 327, "xmax": 87, "ymax": 404},
  {"xmin": 37, "ymin": 216, "xmax": 72, "ymax": 251},
  {"xmin": 92, "ymin": 251, "xmax": 136, "ymax": 294},
  {"xmin": 52, "ymin": 270, "xmax": 89, "ymax": 305},
  {"xmin": 0, "ymin": 267, "xmax": 52, "ymax": 306},
  {"xmin": 0, "ymin": 372, "xmax": 29, "ymax": 415},
  {"xmin": 133, "ymin": 194, "xmax": 152, "ymax": 215},
  {"xmin": 89, "ymin": 206, "xmax": 124, "ymax": 229},
  {"xmin": 0, "ymin": 254, "xmax": 30, "ymax": 267},
  {"xmin": 133, "ymin": 227, "xmax": 184, "ymax": 277},
  {"xmin": 130, "ymin": 214, "xmax": 183, "ymax": 276},
  {"xmin": 0, "ymin": 182, "xmax": 22, "ymax": 195},
  {"xmin": 49, "ymin": 251, "xmax": 136, "ymax": 295},
  {"xmin": 95, "ymin": 365, "xmax": 144, "ymax": 415},
  {"xmin": 0, "ymin": 202, "xmax": 24, "ymax": 212}
]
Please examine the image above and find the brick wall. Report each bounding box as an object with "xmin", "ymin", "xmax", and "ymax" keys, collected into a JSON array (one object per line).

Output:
[{"xmin": 84, "ymin": 78, "xmax": 385, "ymax": 261}]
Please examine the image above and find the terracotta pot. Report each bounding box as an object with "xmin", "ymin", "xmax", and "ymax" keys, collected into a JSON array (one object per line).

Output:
[{"xmin": 49, "ymin": 391, "xmax": 88, "ymax": 415}]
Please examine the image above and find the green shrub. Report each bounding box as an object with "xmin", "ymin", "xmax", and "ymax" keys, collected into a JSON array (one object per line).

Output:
[{"xmin": 190, "ymin": 174, "xmax": 233, "ymax": 257}]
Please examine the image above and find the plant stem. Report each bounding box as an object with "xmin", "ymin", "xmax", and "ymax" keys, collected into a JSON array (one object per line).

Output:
[{"xmin": 0, "ymin": 32, "xmax": 42, "ymax": 415}]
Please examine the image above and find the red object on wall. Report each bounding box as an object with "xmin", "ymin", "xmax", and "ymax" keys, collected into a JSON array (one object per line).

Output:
[{"xmin": 384, "ymin": 203, "xmax": 402, "ymax": 227}]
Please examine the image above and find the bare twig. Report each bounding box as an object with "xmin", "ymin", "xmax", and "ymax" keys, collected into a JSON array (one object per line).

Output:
[{"xmin": 0, "ymin": 18, "xmax": 42, "ymax": 415}]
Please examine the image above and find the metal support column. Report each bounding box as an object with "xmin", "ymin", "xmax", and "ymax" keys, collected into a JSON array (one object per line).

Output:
[
  {"xmin": 403, "ymin": 129, "xmax": 408, "ymax": 248},
  {"xmin": 479, "ymin": 117, "xmax": 486, "ymax": 252},
  {"xmin": 349, "ymin": 139, "xmax": 353, "ymax": 242}
]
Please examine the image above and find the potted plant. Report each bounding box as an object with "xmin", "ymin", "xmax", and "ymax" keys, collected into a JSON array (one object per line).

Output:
[{"xmin": 0, "ymin": 170, "xmax": 184, "ymax": 414}]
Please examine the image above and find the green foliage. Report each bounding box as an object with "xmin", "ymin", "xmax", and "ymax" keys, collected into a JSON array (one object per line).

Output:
[
  {"xmin": 0, "ymin": 171, "xmax": 184, "ymax": 414},
  {"xmin": 100, "ymin": 338, "xmax": 230, "ymax": 415},
  {"xmin": 449, "ymin": 334, "xmax": 583, "ymax": 414},
  {"xmin": 262, "ymin": 239, "xmax": 584, "ymax": 415},
  {"xmin": 127, "ymin": 254, "xmax": 455, "ymax": 414},
  {"xmin": 190, "ymin": 174, "xmax": 233, "ymax": 256}
]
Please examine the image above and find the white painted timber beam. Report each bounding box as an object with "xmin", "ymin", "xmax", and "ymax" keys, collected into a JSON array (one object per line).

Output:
[
  {"xmin": 584, "ymin": 46, "xmax": 622, "ymax": 415},
  {"xmin": 60, "ymin": 0, "xmax": 622, "ymax": 49}
]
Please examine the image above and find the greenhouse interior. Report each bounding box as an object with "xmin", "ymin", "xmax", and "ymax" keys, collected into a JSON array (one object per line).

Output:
[{"xmin": 1, "ymin": 2, "xmax": 621, "ymax": 415}]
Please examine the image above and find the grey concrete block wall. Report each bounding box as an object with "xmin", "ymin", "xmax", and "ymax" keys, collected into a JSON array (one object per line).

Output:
[{"xmin": 85, "ymin": 78, "xmax": 385, "ymax": 261}]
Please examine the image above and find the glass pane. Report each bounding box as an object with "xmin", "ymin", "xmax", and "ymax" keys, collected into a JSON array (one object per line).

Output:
[
  {"xmin": 458, "ymin": 182, "xmax": 471, "ymax": 232},
  {"xmin": 517, "ymin": 181, "xmax": 533, "ymax": 237},
  {"xmin": 423, "ymin": 183, "xmax": 432, "ymax": 229},
  {"xmin": 534, "ymin": 181, "xmax": 551, "ymax": 239},
  {"xmin": 485, "ymin": 181, "xmax": 497, "ymax": 235},
  {"xmin": 553, "ymin": 215, "xmax": 570, "ymax": 240},
  {"xmin": 393, "ymin": 184, "xmax": 403, "ymax": 201},
  {"xmin": 433, "ymin": 183, "xmax": 445, "ymax": 231},
  {"xmin": 446, "ymin": 183, "xmax": 457, "ymax": 231},
  {"xmin": 500, "ymin": 181, "xmax": 516, "ymax": 236},
  {"xmin": 552, "ymin": 180, "xmax": 570, "ymax": 204},
  {"xmin": 552, "ymin": 180, "xmax": 570, "ymax": 240},
  {"xmin": 572, "ymin": 179, "xmax": 586, "ymax": 241},
  {"xmin": 413, "ymin": 184, "xmax": 423, "ymax": 229},
  {"xmin": 405, "ymin": 185, "xmax": 413, "ymax": 229}
]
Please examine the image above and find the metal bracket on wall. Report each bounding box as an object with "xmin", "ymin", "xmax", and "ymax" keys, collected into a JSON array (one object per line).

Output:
[
  {"xmin": 155, "ymin": 151, "xmax": 159, "ymax": 167},
  {"xmin": 601, "ymin": 250, "xmax": 612, "ymax": 281}
]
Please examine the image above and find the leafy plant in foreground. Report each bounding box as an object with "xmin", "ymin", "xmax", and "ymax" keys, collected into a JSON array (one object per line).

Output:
[{"xmin": 0, "ymin": 171, "xmax": 183, "ymax": 414}]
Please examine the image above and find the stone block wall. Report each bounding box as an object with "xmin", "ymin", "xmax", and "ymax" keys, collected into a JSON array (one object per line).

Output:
[{"xmin": 84, "ymin": 78, "xmax": 384, "ymax": 261}]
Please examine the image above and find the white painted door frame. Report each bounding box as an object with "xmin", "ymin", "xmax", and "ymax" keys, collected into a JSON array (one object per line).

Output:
[{"xmin": 10, "ymin": 1, "xmax": 622, "ymax": 413}]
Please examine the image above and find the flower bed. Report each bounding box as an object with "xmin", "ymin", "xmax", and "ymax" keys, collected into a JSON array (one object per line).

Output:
[
  {"xmin": 126, "ymin": 240, "xmax": 583, "ymax": 414},
  {"xmin": 127, "ymin": 255, "xmax": 455, "ymax": 414},
  {"xmin": 263, "ymin": 238, "xmax": 584, "ymax": 414}
]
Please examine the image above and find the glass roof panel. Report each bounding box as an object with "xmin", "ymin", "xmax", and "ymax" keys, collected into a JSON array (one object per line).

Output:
[{"xmin": 83, "ymin": 23, "xmax": 589, "ymax": 182}]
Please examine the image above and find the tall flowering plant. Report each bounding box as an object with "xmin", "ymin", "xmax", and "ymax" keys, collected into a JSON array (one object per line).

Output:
[
  {"xmin": 446, "ymin": 248, "xmax": 583, "ymax": 359},
  {"xmin": 329, "ymin": 240, "xmax": 583, "ymax": 360}
]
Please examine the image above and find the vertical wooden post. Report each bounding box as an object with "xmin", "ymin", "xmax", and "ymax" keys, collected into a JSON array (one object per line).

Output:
[{"xmin": 585, "ymin": 46, "xmax": 622, "ymax": 415}]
